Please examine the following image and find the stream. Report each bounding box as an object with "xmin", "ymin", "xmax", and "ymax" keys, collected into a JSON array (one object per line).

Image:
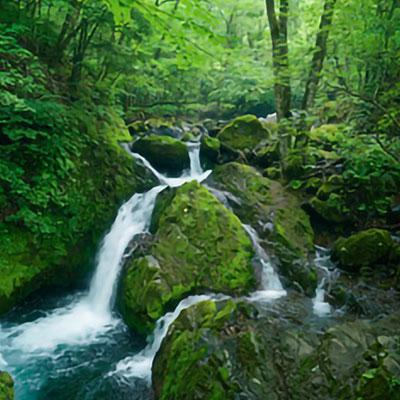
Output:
[{"xmin": 0, "ymin": 142, "xmax": 336, "ymax": 399}]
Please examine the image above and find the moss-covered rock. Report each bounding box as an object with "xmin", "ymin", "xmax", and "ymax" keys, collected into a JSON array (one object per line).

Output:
[
  {"xmin": 217, "ymin": 115, "xmax": 271, "ymax": 151},
  {"xmin": 208, "ymin": 162, "xmax": 317, "ymax": 295},
  {"xmin": 121, "ymin": 181, "xmax": 255, "ymax": 334},
  {"xmin": 153, "ymin": 299, "xmax": 260, "ymax": 400},
  {"xmin": 132, "ymin": 134, "xmax": 190, "ymax": 175},
  {"xmin": 200, "ymin": 136, "xmax": 220, "ymax": 163},
  {"xmin": 333, "ymin": 229, "xmax": 393, "ymax": 271},
  {"xmin": 0, "ymin": 371, "xmax": 14, "ymax": 400}
]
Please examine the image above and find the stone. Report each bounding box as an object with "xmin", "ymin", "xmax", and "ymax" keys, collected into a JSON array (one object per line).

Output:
[
  {"xmin": 120, "ymin": 181, "xmax": 256, "ymax": 334},
  {"xmin": 131, "ymin": 134, "xmax": 190, "ymax": 175},
  {"xmin": 333, "ymin": 229, "xmax": 393, "ymax": 271},
  {"xmin": 217, "ymin": 115, "xmax": 271, "ymax": 151}
]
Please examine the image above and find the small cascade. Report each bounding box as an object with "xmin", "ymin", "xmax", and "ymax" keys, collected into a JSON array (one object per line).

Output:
[
  {"xmin": 111, "ymin": 295, "xmax": 218, "ymax": 381},
  {"xmin": 243, "ymin": 225, "xmax": 287, "ymax": 301},
  {"xmin": 122, "ymin": 142, "xmax": 211, "ymax": 188},
  {"xmin": 312, "ymin": 246, "xmax": 339, "ymax": 317}
]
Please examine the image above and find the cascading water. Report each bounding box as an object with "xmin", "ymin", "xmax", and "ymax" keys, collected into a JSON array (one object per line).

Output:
[
  {"xmin": 243, "ymin": 225, "xmax": 287, "ymax": 301},
  {"xmin": 111, "ymin": 295, "xmax": 226, "ymax": 382},
  {"xmin": 312, "ymin": 246, "xmax": 339, "ymax": 317},
  {"xmin": 0, "ymin": 142, "xmax": 211, "ymax": 399}
]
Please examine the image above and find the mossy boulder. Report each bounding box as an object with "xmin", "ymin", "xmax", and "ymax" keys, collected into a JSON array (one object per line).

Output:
[
  {"xmin": 264, "ymin": 166, "xmax": 282, "ymax": 181},
  {"xmin": 200, "ymin": 136, "xmax": 220, "ymax": 163},
  {"xmin": 153, "ymin": 299, "xmax": 261, "ymax": 400},
  {"xmin": 131, "ymin": 134, "xmax": 190, "ymax": 175},
  {"xmin": 208, "ymin": 162, "xmax": 317, "ymax": 295},
  {"xmin": 121, "ymin": 181, "xmax": 256, "ymax": 334},
  {"xmin": 0, "ymin": 371, "xmax": 14, "ymax": 400},
  {"xmin": 333, "ymin": 229, "xmax": 393, "ymax": 271},
  {"xmin": 217, "ymin": 115, "xmax": 271, "ymax": 151}
]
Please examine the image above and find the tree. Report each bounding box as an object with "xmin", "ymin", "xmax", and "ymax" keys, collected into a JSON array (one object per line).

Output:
[{"xmin": 265, "ymin": 0, "xmax": 291, "ymax": 122}]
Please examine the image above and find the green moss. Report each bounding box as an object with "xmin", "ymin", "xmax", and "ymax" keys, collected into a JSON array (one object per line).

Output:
[
  {"xmin": 217, "ymin": 115, "xmax": 270, "ymax": 151},
  {"xmin": 333, "ymin": 229, "xmax": 393, "ymax": 271},
  {"xmin": 121, "ymin": 181, "xmax": 255, "ymax": 334},
  {"xmin": 132, "ymin": 134, "xmax": 190, "ymax": 174},
  {"xmin": 0, "ymin": 371, "xmax": 14, "ymax": 400}
]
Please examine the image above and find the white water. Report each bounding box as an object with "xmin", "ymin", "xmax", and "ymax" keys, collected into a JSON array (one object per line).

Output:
[
  {"xmin": 0, "ymin": 143, "xmax": 211, "ymax": 360},
  {"xmin": 243, "ymin": 225, "xmax": 287, "ymax": 301},
  {"xmin": 312, "ymin": 246, "xmax": 339, "ymax": 317}
]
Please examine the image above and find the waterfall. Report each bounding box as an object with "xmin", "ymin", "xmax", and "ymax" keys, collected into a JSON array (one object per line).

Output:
[
  {"xmin": 243, "ymin": 224, "xmax": 287, "ymax": 301},
  {"xmin": 1, "ymin": 143, "xmax": 211, "ymax": 354},
  {"xmin": 312, "ymin": 246, "xmax": 339, "ymax": 317}
]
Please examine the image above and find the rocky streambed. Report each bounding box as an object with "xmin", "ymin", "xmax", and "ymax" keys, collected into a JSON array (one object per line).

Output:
[{"xmin": 1, "ymin": 115, "xmax": 400, "ymax": 399}]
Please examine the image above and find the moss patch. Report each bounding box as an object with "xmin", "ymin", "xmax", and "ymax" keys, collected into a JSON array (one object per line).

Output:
[{"xmin": 0, "ymin": 371, "xmax": 14, "ymax": 400}]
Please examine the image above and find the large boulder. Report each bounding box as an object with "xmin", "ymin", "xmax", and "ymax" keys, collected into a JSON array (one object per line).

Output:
[
  {"xmin": 217, "ymin": 115, "xmax": 273, "ymax": 151},
  {"xmin": 333, "ymin": 229, "xmax": 393, "ymax": 271},
  {"xmin": 131, "ymin": 134, "xmax": 190, "ymax": 175},
  {"xmin": 208, "ymin": 162, "xmax": 317, "ymax": 295},
  {"xmin": 153, "ymin": 299, "xmax": 400, "ymax": 400},
  {"xmin": 120, "ymin": 181, "xmax": 256, "ymax": 334},
  {"xmin": 0, "ymin": 371, "xmax": 14, "ymax": 400}
]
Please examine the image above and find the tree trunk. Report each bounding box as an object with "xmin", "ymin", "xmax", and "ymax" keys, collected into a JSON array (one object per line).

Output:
[
  {"xmin": 302, "ymin": 0, "xmax": 337, "ymax": 111},
  {"xmin": 265, "ymin": 0, "xmax": 291, "ymax": 122}
]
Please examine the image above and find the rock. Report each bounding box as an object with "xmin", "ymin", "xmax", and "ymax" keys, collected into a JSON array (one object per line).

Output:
[
  {"xmin": 153, "ymin": 298, "xmax": 400, "ymax": 400},
  {"xmin": 0, "ymin": 371, "xmax": 14, "ymax": 400},
  {"xmin": 131, "ymin": 134, "xmax": 190, "ymax": 176},
  {"xmin": 309, "ymin": 194, "xmax": 349, "ymax": 224},
  {"xmin": 200, "ymin": 136, "xmax": 220, "ymax": 163},
  {"xmin": 217, "ymin": 115, "xmax": 272, "ymax": 151},
  {"xmin": 208, "ymin": 162, "xmax": 317, "ymax": 295},
  {"xmin": 120, "ymin": 181, "xmax": 256, "ymax": 334},
  {"xmin": 333, "ymin": 229, "xmax": 393, "ymax": 271}
]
